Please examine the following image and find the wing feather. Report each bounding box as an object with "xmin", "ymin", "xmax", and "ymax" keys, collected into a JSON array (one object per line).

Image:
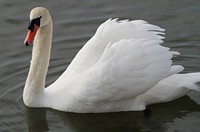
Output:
[
  {"xmin": 61, "ymin": 19, "xmax": 166, "ymax": 77},
  {"xmin": 49, "ymin": 19, "xmax": 172, "ymax": 104},
  {"xmin": 73, "ymin": 39, "xmax": 172, "ymax": 102}
]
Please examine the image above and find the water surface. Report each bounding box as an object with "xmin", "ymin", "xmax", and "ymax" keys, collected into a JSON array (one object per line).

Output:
[{"xmin": 0, "ymin": 0, "xmax": 200, "ymax": 131}]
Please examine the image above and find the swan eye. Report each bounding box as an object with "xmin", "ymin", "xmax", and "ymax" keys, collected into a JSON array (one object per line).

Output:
[{"xmin": 28, "ymin": 16, "xmax": 42, "ymax": 32}]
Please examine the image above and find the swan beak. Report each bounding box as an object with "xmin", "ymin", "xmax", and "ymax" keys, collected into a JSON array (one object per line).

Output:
[{"xmin": 24, "ymin": 25, "xmax": 39, "ymax": 46}]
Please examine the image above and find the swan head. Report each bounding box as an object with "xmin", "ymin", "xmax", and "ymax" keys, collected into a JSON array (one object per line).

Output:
[{"xmin": 24, "ymin": 7, "xmax": 51, "ymax": 46}]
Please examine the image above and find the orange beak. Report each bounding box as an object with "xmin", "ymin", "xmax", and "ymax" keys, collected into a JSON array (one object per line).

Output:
[{"xmin": 24, "ymin": 24, "xmax": 39, "ymax": 46}]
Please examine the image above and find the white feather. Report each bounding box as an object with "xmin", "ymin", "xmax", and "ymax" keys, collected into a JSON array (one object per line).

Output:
[
  {"xmin": 24, "ymin": 7, "xmax": 200, "ymax": 113},
  {"xmin": 137, "ymin": 73, "xmax": 200, "ymax": 106}
]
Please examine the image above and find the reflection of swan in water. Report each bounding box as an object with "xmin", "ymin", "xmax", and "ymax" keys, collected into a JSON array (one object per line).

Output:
[
  {"xmin": 25, "ymin": 97, "xmax": 200, "ymax": 132},
  {"xmin": 23, "ymin": 7, "xmax": 200, "ymax": 113},
  {"xmin": 25, "ymin": 108, "xmax": 49, "ymax": 132},
  {"xmin": 25, "ymin": 107, "xmax": 158, "ymax": 132}
]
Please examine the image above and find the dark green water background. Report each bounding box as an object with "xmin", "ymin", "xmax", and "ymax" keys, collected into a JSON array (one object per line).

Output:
[{"xmin": 0, "ymin": 0, "xmax": 200, "ymax": 131}]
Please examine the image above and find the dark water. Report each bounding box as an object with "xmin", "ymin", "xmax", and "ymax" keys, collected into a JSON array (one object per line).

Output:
[{"xmin": 0, "ymin": 0, "xmax": 200, "ymax": 131}]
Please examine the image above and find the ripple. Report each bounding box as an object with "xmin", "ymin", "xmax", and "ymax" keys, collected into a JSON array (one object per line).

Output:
[
  {"xmin": 5, "ymin": 19, "xmax": 23, "ymax": 25},
  {"xmin": 1, "ymin": 0, "xmax": 200, "ymax": 131}
]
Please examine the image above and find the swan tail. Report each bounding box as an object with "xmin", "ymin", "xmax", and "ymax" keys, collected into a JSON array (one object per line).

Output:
[
  {"xmin": 138, "ymin": 72, "xmax": 200, "ymax": 106},
  {"xmin": 180, "ymin": 72, "xmax": 200, "ymax": 91}
]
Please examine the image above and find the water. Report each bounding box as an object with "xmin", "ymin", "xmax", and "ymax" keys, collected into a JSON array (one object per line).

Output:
[{"xmin": 0, "ymin": 0, "xmax": 200, "ymax": 131}]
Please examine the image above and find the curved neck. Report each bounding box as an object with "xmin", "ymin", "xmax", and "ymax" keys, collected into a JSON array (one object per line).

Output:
[{"xmin": 23, "ymin": 19, "xmax": 53, "ymax": 106}]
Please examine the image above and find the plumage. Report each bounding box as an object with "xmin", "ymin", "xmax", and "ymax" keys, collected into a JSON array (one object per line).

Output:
[{"xmin": 23, "ymin": 7, "xmax": 200, "ymax": 113}]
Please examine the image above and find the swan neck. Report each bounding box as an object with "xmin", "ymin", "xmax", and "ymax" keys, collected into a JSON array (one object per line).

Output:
[{"xmin": 23, "ymin": 19, "xmax": 53, "ymax": 106}]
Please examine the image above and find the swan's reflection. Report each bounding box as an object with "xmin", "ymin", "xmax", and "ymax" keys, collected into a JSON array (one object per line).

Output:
[
  {"xmin": 25, "ymin": 107, "xmax": 49, "ymax": 132},
  {"xmin": 25, "ymin": 107, "xmax": 148, "ymax": 132},
  {"xmin": 25, "ymin": 96, "xmax": 200, "ymax": 132}
]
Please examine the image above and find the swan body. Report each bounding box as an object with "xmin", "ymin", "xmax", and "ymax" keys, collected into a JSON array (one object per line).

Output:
[{"xmin": 23, "ymin": 7, "xmax": 200, "ymax": 113}]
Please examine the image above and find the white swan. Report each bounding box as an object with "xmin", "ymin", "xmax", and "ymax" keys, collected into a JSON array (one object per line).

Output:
[{"xmin": 23, "ymin": 7, "xmax": 200, "ymax": 113}]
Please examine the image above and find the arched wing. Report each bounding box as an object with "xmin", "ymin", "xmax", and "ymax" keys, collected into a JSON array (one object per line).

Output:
[
  {"xmin": 73, "ymin": 39, "xmax": 172, "ymax": 102},
  {"xmin": 48, "ymin": 19, "xmax": 172, "ymax": 104},
  {"xmin": 62, "ymin": 19, "xmax": 166, "ymax": 77}
]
